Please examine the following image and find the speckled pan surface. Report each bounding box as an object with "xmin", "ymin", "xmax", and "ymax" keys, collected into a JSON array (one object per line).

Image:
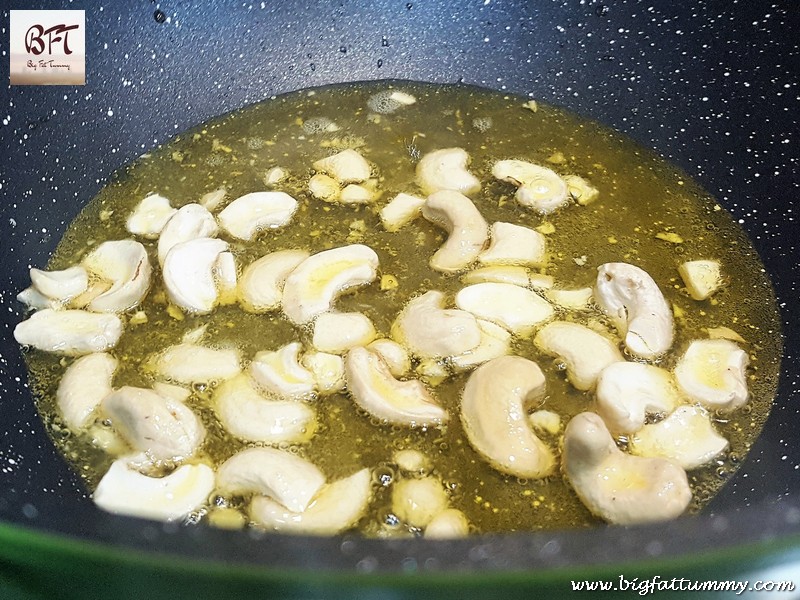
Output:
[{"xmin": 0, "ymin": 0, "xmax": 798, "ymax": 595}]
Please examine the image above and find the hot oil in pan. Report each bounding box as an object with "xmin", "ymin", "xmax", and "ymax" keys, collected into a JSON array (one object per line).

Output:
[{"xmin": 24, "ymin": 81, "xmax": 782, "ymax": 533}]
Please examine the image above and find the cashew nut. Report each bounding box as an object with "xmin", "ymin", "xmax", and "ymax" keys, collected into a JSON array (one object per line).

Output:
[
  {"xmin": 101, "ymin": 386, "xmax": 205, "ymax": 463},
  {"xmin": 153, "ymin": 342, "xmax": 241, "ymax": 385},
  {"xmin": 199, "ymin": 187, "xmax": 227, "ymax": 211},
  {"xmin": 416, "ymin": 148, "xmax": 481, "ymax": 196},
  {"xmin": 545, "ymin": 287, "xmax": 594, "ymax": 311},
  {"xmin": 217, "ymin": 191, "xmax": 298, "ymax": 241},
  {"xmin": 563, "ymin": 412, "xmax": 692, "ymax": 525},
  {"xmin": 162, "ymin": 237, "xmax": 230, "ymax": 314},
  {"xmin": 81, "ymin": 240, "xmax": 151, "ymax": 313},
  {"xmin": 157, "ymin": 203, "xmax": 218, "ymax": 265},
  {"xmin": 312, "ymin": 312, "xmax": 377, "ymax": 354},
  {"xmin": 391, "ymin": 290, "xmax": 481, "ymax": 359},
  {"xmin": 13, "ymin": 309, "xmax": 123, "ymax": 355},
  {"xmin": 450, "ymin": 319, "xmax": 511, "ymax": 372},
  {"xmin": 456, "ymin": 282, "xmax": 554, "ymax": 336},
  {"xmin": 313, "ymin": 149, "xmax": 371, "ymax": 184},
  {"xmin": 56, "ymin": 353, "xmax": 117, "ymax": 429},
  {"xmin": 563, "ymin": 175, "xmax": 599, "ymax": 206},
  {"xmin": 366, "ymin": 338, "xmax": 411, "ymax": 377},
  {"xmin": 595, "ymin": 262, "xmax": 674, "ymax": 359},
  {"xmin": 126, "ymin": 193, "xmax": 176, "ymax": 239},
  {"xmin": 280, "ymin": 244, "xmax": 379, "ymax": 325},
  {"xmin": 478, "ymin": 222, "xmax": 547, "ymax": 267},
  {"xmin": 678, "ymin": 260, "xmax": 723, "ymax": 301},
  {"xmin": 238, "ymin": 249, "xmax": 310, "ymax": 313},
  {"xmin": 250, "ymin": 342, "xmax": 316, "ymax": 399},
  {"xmin": 492, "ymin": 159, "xmax": 569, "ymax": 214},
  {"xmin": 424, "ymin": 508, "xmax": 470, "ymax": 539},
  {"xmin": 93, "ymin": 458, "xmax": 214, "ymax": 521},
  {"xmin": 344, "ymin": 346, "xmax": 448, "ymax": 427},
  {"xmin": 380, "ymin": 193, "xmax": 426, "ymax": 232},
  {"xmin": 629, "ymin": 405, "xmax": 729, "ymax": 470},
  {"xmin": 534, "ymin": 321, "xmax": 624, "ymax": 391},
  {"xmin": 216, "ymin": 447, "xmax": 326, "ymax": 513},
  {"xmin": 301, "ymin": 351, "xmax": 346, "ymax": 395},
  {"xmin": 391, "ymin": 476, "xmax": 450, "ymax": 528},
  {"xmin": 673, "ymin": 339, "xmax": 749, "ymax": 410},
  {"xmin": 214, "ymin": 374, "xmax": 317, "ymax": 444},
  {"xmin": 595, "ymin": 361, "xmax": 681, "ymax": 433},
  {"xmin": 460, "ymin": 355, "xmax": 555, "ymax": 478},
  {"xmin": 421, "ymin": 190, "xmax": 488, "ymax": 273},
  {"xmin": 249, "ymin": 468, "xmax": 372, "ymax": 535},
  {"xmin": 29, "ymin": 266, "xmax": 88, "ymax": 304},
  {"xmin": 461, "ymin": 265, "xmax": 534, "ymax": 288}
]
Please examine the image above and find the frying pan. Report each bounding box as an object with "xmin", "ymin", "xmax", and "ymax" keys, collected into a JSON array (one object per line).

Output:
[{"xmin": 1, "ymin": 1, "xmax": 799, "ymax": 598}]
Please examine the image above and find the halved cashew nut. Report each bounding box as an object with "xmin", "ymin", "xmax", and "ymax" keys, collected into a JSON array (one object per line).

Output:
[
  {"xmin": 93, "ymin": 458, "xmax": 214, "ymax": 521},
  {"xmin": 102, "ymin": 386, "xmax": 206, "ymax": 463},
  {"xmin": 238, "ymin": 249, "xmax": 310, "ymax": 313},
  {"xmin": 312, "ymin": 312, "xmax": 377, "ymax": 354},
  {"xmin": 391, "ymin": 290, "xmax": 481, "ymax": 359},
  {"xmin": 461, "ymin": 265, "xmax": 536, "ymax": 288},
  {"xmin": 563, "ymin": 175, "xmax": 599, "ymax": 206},
  {"xmin": 162, "ymin": 237, "xmax": 229, "ymax": 314},
  {"xmin": 157, "ymin": 203, "xmax": 218, "ymax": 265},
  {"xmin": 380, "ymin": 193, "xmax": 426, "ymax": 232},
  {"xmin": 57, "ymin": 352, "xmax": 117, "ymax": 429},
  {"xmin": 216, "ymin": 447, "xmax": 326, "ymax": 513},
  {"xmin": 534, "ymin": 321, "xmax": 624, "ymax": 391},
  {"xmin": 391, "ymin": 476, "xmax": 450, "ymax": 528},
  {"xmin": 456, "ymin": 282, "xmax": 554, "ymax": 336},
  {"xmin": 595, "ymin": 362, "xmax": 681, "ymax": 434},
  {"xmin": 153, "ymin": 343, "xmax": 241, "ymax": 384},
  {"xmin": 461, "ymin": 355, "xmax": 555, "ymax": 478},
  {"xmin": 313, "ymin": 149, "xmax": 371, "ymax": 184},
  {"xmin": 81, "ymin": 240, "xmax": 151, "ymax": 313},
  {"xmin": 545, "ymin": 287, "xmax": 594, "ymax": 311},
  {"xmin": 678, "ymin": 260, "xmax": 723, "ymax": 301},
  {"xmin": 416, "ymin": 148, "xmax": 481, "ymax": 196},
  {"xmin": 13, "ymin": 309, "xmax": 123, "ymax": 355},
  {"xmin": 250, "ymin": 342, "xmax": 316, "ymax": 399},
  {"xmin": 217, "ymin": 191, "xmax": 298, "ymax": 241},
  {"xmin": 29, "ymin": 266, "xmax": 88, "ymax": 303},
  {"xmin": 529, "ymin": 410, "xmax": 562, "ymax": 435},
  {"xmin": 674, "ymin": 339, "xmax": 749, "ymax": 410},
  {"xmin": 478, "ymin": 222, "xmax": 547, "ymax": 267},
  {"xmin": 214, "ymin": 374, "xmax": 317, "ymax": 444},
  {"xmin": 424, "ymin": 508, "xmax": 470, "ymax": 539},
  {"xmin": 563, "ymin": 412, "xmax": 692, "ymax": 525},
  {"xmin": 126, "ymin": 193, "xmax": 176, "ymax": 238},
  {"xmin": 301, "ymin": 351, "xmax": 346, "ymax": 394},
  {"xmin": 249, "ymin": 468, "xmax": 372, "ymax": 535},
  {"xmin": 339, "ymin": 184, "xmax": 374, "ymax": 204},
  {"xmin": 309, "ymin": 174, "xmax": 340, "ymax": 202},
  {"xmin": 629, "ymin": 405, "xmax": 729, "ymax": 470},
  {"xmin": 345, "ymin": 346, "xmax": 448, "ymax": 427},
  {"xmin": 393, "ymin": 449, "xmax": 431, "ymax": 474},
  {"xmin": 595, "ymin": 262, "xmax": 674, "ymax": 360},
  {"xmin": 199, "ymin": 187, "xmax": 227, "ymax": 211},
  {"xmin": 492, "ymin": 159, "xmax": 569, "ymax": 214},
  {"xmin": 281, "ymin": 244, "xmax": 379, "ymax": 325},
  {"xmin": 422, "ymin": 190, "xmax": 488, "ymax": 273}
]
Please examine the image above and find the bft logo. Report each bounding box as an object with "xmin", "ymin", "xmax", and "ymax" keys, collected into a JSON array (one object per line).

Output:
[
  {"xmin": 10, "ymin": 10, "xmax": 86, "ymax": 85},
  {"xmin": 25, "ymin": 23, "xmax": 81, "ymax": 56}
]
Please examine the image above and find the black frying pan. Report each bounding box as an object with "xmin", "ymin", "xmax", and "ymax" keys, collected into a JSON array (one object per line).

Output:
[{"xmin": 1, "ymin": 1, "xmax": 799, "ymax": 598}]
